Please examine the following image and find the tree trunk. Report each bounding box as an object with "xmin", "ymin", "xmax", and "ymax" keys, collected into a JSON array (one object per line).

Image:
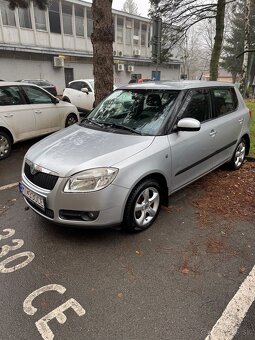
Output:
[
  {"xmin": 209, "ymin": 0, "xmax": 226, "ymax": 80},
  {"xmin": 91, "ymin": 0, "xmax": 113, "ymax": 106},
  {"xmin": 239, "ymin": 0, "xmax": 251, "ymax": 97}
]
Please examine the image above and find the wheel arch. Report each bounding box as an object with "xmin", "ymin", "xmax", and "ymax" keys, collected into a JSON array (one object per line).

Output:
[
  {"xmin": 62, "ymin": 96, "xmax": 71, "ymax": 102},
  {"xmin": 126, "ymin": 172, "xmax": 169, "ymax": 208},
  {"xmin": 0, "ymin": 126, "xmax": 14, "ymax": 144},
  {"xmin": 241, "ymin": 134, "xmax": 250, "ymax": 155}
]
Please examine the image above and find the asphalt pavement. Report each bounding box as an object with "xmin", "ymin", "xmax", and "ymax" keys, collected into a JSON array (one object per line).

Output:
[{"xmin": 0, "ymin": 139, "xmax": 255, "ymax": 340}]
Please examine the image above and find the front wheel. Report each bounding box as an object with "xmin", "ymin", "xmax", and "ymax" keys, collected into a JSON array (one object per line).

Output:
[
  {"xmin": 227, "ymin": 138, "xmax": 246, "ymax": 170},
  {"xmin": 122, "ymin": 179, "xmax": 161, "ymax": 232},
  {"xmin": 65, "ymin": 113, "xmax": 78, "ymax": 127},
  {"xmin": 0, "ymin": 131, "xmax": 12, "ymax": 160}
]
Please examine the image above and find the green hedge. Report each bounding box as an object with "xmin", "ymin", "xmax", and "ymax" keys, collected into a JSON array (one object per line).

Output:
[{"xmin": 245, "ymin": 100, "xmax": 255, "ymax": 156}]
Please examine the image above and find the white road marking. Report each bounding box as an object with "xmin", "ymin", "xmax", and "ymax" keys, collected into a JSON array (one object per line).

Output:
[
  {"xmin": 24, "ymin": 285, "xmax": 86, "ymax": 340},
  {"xmin": 0, "ymin": 182, "xmax": 19, "ymax": 191},
  {"xmin": 0, "ymin": 251, "xmax": 35, "ymax": 273},
  {"xmin": 23, "ymin": 284, "xmax": 67, "ymax": 316},
  {"xmin": 205, "ymin": 264, "xmax": 255, "ymax": 340},
  {"xmin": 35, "ymin": 298, "xmax": 86, "ymax": 340}
]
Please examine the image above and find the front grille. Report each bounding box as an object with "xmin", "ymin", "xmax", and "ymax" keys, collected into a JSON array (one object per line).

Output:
[
  {"xmin": 24, "ymin": 162, "xmax": 58, "ymax": 190},
  {"xmin": 25, "ymin": 198, "xmax": 54, "ymax": 219}
]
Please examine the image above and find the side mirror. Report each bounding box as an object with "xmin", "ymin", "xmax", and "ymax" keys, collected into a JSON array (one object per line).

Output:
[
  {"xmin": 177, "ymin": 118, "xmax": 201, "ymax": 132},
  {"xmin": 52, "ymin": 97, "xmax": 59, "ymax": 104},
  {"xmin": 81, "ymin": 88, "xmax": 89, "ymax": 94}
]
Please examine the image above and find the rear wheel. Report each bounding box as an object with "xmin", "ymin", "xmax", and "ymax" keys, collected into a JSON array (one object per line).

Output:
[
  {"xmin": 65, "ymin": 114, "xmax": 78, "ymax": 127},
  {"xmin": 227, "ymin": 138, "xmax": 246, "ymax": 170},
  {"xmin": 122, "ymin": 179, "xmax": 161, "ymax": 232},
  {"xmin": 0, "ymin": 131, "xmax": 12, "ymax": 160}
]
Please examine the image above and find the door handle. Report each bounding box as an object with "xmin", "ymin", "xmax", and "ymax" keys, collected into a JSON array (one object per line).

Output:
[
  {"xmin": 34, "ymin": 110, "xmax": 42, "ymax": 114},
  {"xmin": 3, "ymin": 114, "xmax": 13, "ymax": 117},
  {"xmin": 238, "ymin": 118, "xmax": 244, "ymax": 124},
  {"xmin": 209, "ymin": 130, "xmax": 217, "ymax": 137}
]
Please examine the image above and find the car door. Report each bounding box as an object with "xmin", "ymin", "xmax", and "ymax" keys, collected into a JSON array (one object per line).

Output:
[
  {"xmin": 168, "ymin": 88, "xmax": 219, "ymax": 192},
  {"xmin": 0, "ymin": 85, "xmax": 36, "ymax": 141},
  {"xmin": 79, "ymin": 81, "xmax": 94, "ymax": 111},
  {"xmin": 209, "ymin": 87, "xmax": 244, "ymax": 163},
  {"xmin": 22, "ymin": 85, "xmax": 60, "ymax": 134}
]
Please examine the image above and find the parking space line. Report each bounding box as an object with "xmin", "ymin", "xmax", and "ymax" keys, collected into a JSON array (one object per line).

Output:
[
  {"xmin": 0, "ymin": 182, "xmax": 19, "ymax": 191},
  {"xmin": 205, "ymin": 264, "xmax": 255, "ymax": 340}
]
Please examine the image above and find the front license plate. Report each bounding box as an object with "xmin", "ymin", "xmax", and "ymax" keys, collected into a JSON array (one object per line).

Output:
[{"xmin": 23, "ymin": 185, "xmax": 45, "ymax": 210}]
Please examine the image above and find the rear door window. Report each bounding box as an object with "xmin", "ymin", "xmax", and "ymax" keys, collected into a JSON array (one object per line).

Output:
[
  {"xmin": 22, "ymin": 85, "xmax": 53, "ymax": 104},
  {"xmin": 212, "ymin": 87, "xmax": 238, "ymax": 117},
  {"xmin": 0, "ymin": 86, "xmax": 24, "ymax": 106}
]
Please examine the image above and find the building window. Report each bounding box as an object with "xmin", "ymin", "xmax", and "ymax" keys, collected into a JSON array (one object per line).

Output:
[
  {"xmin": 133, "ymin": 19, "xmax": 139, "ymax": 45},
  {"xmin": 34, "ymin": 3, "xmax": 46, "ymax": 31},
  {"xmin": 117, "ymin": 17, "xmax": 123, "ymax": 44},
  {"xmin": 141, "ymin": 23, "xmax": 147, "ymax": 46},
  {"xmin": 48, "ymin": 0, "xmax": 61, "ymax": 34},
  {"xmin": 1, "ymin": 1, "xmax": 16, "ymax": 26},
  {"xmin": 18, "ymin": 6, "xmax": 32, "ymax": 29},
  {"xmin": 62, "ymin": 1, "xmax": 72, "ymax": 35},
  {"xmin": 87, "ymin": 8, "xmax": 93, "ymax": 37},
  {"xmin": 75, "ymin": 5, "xmax": 84, "ymax": 37},
  {"xmin": 125, "ymin": 19, "xmax": 132, "ymax": 44}
]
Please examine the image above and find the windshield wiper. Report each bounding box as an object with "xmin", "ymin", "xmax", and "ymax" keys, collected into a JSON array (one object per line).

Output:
[
  {"xmin": 98, "ymin": 122, "xmax": 142, "ymax": 135},
  {"xmin": 81, "ymin": 118, "xmax": 105, "ymax": 128}
]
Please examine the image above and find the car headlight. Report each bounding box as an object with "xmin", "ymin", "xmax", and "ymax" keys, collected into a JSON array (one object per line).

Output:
[{"xmin": 64, "ymin": 167, "xmax": 118, "ymax": 193}]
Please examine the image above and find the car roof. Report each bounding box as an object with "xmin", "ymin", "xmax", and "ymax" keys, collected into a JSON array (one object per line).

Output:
[
  {"xmin": 70, "ymin": 79, "xmax": 94, "ymax": 83},
  {"xmin": 119, "ymin": 80, "xmax": 236, "ymax": 90},
  {"xmin": 0, "ymin": 81, "xmax": 27, "ymax": 86}
]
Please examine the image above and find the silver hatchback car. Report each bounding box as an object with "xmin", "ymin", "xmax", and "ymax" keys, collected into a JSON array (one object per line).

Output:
[{"xmin": 21, "ymin": 81, "xmax": 250, "ymax": 232}]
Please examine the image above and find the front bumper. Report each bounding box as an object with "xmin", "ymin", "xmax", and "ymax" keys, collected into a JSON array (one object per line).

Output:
[{"xmin": 21, "ymin": 173, "xmax": 129, "ymax": 228}]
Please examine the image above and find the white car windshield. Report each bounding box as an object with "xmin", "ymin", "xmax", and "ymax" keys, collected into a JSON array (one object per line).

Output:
[{"xmin": 85, "ymin": 89, "xmax": 179, "ymax": 135}]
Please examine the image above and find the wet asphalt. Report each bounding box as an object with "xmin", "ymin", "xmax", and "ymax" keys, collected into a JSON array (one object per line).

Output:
[{"xmin": 0, "ymin": 138, "xmax": 255, "ymax": 340}]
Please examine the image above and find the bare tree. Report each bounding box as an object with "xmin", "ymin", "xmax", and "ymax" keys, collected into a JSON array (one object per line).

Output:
[
  {"xmin": 4, "ymin": 0, "xmax": 47, "ymax": 9},
  {"xmin": 150, "ymin": 0, "xmax": 233, "ymax": 80},
  {"xmin": 122, "ymin": 0, "xmax": 139, "ymax": 15},
  {"xmin": 239, "ymin": 0, "xmax": 251, "ymax": 96}
]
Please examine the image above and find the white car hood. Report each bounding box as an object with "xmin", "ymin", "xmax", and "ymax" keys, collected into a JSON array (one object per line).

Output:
[{"xmin": 25, "ymin": 124, "xmax": 155, "ymax": 177}]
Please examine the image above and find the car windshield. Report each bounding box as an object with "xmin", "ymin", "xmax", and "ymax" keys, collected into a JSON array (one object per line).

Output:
[
  {"xmin": 83, "ymin": 89, "xmax": 179, "ymax": 135},
  {"xmin": 89, "ymin": 80, "xmax": 94, "ymax": 89}
]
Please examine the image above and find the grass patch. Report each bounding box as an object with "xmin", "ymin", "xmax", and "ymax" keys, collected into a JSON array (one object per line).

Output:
[{"xmin": 244, "ymin": 100, "xmax": 255, "ymax": 156}]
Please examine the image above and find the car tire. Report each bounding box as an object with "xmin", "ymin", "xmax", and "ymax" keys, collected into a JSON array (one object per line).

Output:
[
  {"xmin": 122, "ymin": 179, "xmax": 161, "ymax": 232},
  {"xmin": 63, "ymin": 97, "xmax": 71, "ymax": 103},
  {"xmin": 65, "ymin": 114, "xmax": 78, "ymax": 127},
  {"xmin": 0, "ymin": 130, "xmax": 12, "ymax": 160},
  {"xmin": 227, "ymin": 138, "xmax": 246, "ymax": 170}
]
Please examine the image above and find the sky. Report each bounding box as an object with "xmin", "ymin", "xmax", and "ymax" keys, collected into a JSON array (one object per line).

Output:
[
  {"xmin": 112, "ymin": 0, "xmax": 150, "ymax": 18},
  {"xmin": 85, "ymin": 0, "xmax": 150, "ymax": 18}
]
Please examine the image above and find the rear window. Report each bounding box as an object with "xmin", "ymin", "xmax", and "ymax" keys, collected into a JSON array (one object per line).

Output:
[{"xmin": 212, "ymin": 87, "xmax": 238, "ymax": 117}]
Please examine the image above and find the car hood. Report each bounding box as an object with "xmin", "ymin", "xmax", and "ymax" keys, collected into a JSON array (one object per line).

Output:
[{"xmin": 25, "ymin": 124, "xmax": 154, "ymax": 177}]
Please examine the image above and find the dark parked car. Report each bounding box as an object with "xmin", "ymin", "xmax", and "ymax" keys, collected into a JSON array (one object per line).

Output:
[{"xmin": 17, "ymin": 79, "xmax": 57, "ymax": 96}]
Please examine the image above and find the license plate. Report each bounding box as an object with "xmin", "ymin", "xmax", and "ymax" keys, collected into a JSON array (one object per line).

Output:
[{"xmin": 23, "ymin": 185, "xmax": 45, "ymax": 210}]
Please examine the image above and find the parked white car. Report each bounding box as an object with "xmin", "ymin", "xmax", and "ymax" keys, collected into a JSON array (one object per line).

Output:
[
  {"xmin": 62, "ymin": 79, "xmax": 95, "ymax": 113},
  {"xmin": 63, "ymin": 79, "xmax": 117, "ymax": 113},
  {"xmin": 0, "ymin": 82, "xmax": 79, "ymax": 160}
]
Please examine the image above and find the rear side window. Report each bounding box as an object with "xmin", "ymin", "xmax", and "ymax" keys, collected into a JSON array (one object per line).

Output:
[
  {"xmin": 22, "ymin": 86, "xmax": 53, "ymax": 104},
  {"xmin": 0, "ymin": 86, "xmax": 24, "ymax": 106},
  {"xmin": 212, "ymin": 88, "xmax": 238, "ymax": 117}
]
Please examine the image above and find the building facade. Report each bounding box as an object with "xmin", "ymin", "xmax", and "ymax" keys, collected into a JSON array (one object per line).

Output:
[{"xmin": 0, "ymin": 0, "xmax": 182, "ymax": 94}]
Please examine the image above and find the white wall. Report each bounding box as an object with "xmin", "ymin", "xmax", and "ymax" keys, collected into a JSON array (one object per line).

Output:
[{"xmin": 0, "ymin": 55, "xmax": 65, "ymax": 94}]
